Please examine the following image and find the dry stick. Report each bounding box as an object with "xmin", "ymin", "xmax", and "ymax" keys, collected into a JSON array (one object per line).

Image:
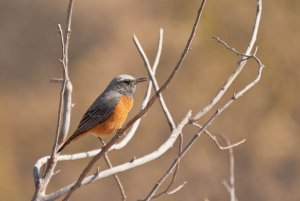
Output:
[
  {"xmin": 133, "ymin": 30, "xmax": 175, "ymax": 130},
  {"xmin": 222, "ymin": 139, "xmax": 238, "ymax": 201},
  {"xmin": 62, "ymin": 0, "xmax": 205, "ymax": 197},
  {"xmin": 31, "ymin": 1, "xmax": 74, "ymax": 200},
  {"xmin": 103, "ymin": 156, "xmax": 127, "ymax": 201},
  {"xmin": 133, "ymin": 30, "xmax": 186, "ymax": 198},
  {"xmin": 192, "ymin": 0, "xmax": 262, "ymax": 121},
  {"xmin": 144, "ymin": 1, "xmax": 263, "ymax": 199},
  {"xmin": 212, "ymin": 36, "xmax": 262, "ymax": 68},
  {"xmin": 192, "ymin": 122, "xmax": 246, "ymax": 150},
  {"xmin": 99, "ymin": 139, "xmax": 127, "ymax": 201}
]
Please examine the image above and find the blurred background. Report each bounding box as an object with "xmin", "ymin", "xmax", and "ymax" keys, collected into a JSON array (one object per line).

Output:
[{"xmin": 1, "ymin": 0, "xmax": 300, "ymax": 200}]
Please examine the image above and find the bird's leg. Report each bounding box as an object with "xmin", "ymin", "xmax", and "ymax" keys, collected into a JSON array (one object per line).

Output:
[{"xmin": 95, "ymin": 137, "xmax": 106, "ymax": 172}]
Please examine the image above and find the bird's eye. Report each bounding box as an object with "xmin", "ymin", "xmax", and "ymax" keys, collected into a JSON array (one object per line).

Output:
[{"xmin": 123, "ymin": 80, "xmax": 131, "ymax": 85}]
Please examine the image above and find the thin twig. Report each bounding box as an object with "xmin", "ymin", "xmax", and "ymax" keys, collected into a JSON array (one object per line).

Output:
[
  {"xmin": 99, "ymin": 138, "xmax": 127, "ymax": 201},
  {"xmin": 212, "ymin": 35, "xmax": 262, "ymax": 67},
  {"xmin": 50, "ymin": 78, "xmax": 63, "ymax": 83},
  {"xmin": 133, "ymin": 29, "xmax": 175, "ymax": 130},
  {"xmin": 222, "ymin": 138, "xmax": 238, "ymax": 201},
  {"xmin": 192, "ymin": 122, "xmax": 246, "ymax": 150}
]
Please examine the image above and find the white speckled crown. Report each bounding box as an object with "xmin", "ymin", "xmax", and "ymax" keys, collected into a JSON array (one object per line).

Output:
[{"xmin": 113, "ymin": 74, "xmax": 136, "ymax": 82}]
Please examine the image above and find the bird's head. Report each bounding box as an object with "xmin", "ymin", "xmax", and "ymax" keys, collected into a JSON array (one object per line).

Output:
[{"xmin": 107, "ymin": 74, "xmax": 147, "ymax": 96}]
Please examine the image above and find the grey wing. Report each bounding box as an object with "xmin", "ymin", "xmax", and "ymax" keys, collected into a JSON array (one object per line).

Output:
[{"xmin": 74, "ymin": 95, "xmax": 119, "ymax": 136}]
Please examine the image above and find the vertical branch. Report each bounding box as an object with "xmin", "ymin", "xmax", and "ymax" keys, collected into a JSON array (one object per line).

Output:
[
  {"xmin": 222, "ymin": 139, "xmax": 238, "ymax": 201},
  {"xmin": 32, "ymin": 1, "xmax": 75, "ymax": 200},
  {"xmin": 58, "ymin": 0, "xmax": 74, "ymax": 144}
]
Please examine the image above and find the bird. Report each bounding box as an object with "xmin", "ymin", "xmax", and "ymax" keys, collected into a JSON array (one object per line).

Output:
[{"xmin": 57, "ymin": 74, "xmax": 146, "ymax": 153}]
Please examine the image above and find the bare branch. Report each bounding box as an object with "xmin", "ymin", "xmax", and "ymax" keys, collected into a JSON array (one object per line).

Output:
[
  {"xmin": 166, "ymin": 181, "xmax": 188, "ymax": 195},
  {"xmin": 99, "ymin": 139, "xmax": 127, "ymax": 201},
  {"xmin": 222, "ymin": 138, "xmax": 238, "ymax": 201},
  {"xmin": 50, "ymin": 78, "xmax": 63, "ymax": 83},
  {"xmin": 133, "ymin": 29, "xmax": 176, "ymax": 130},
  {"xmin": 32, "ymin": 0, "xmax": 75, "ymax": 200},
  {"xmin": 212, "ymin": 35, "xmax": 262, "ymax": 67},
  {"xmin": 151, "ymin": 181, "xmax": 188, "ymax": 199}
]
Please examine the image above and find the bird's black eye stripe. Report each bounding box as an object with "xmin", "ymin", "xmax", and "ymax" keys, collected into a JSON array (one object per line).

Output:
[{"xmin": 123, "ymin": 80, "xmax": 131, "ymax": 85}]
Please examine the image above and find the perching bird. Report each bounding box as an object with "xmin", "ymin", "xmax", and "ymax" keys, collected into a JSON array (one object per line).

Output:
[{"xmin": 57, "ymin": 74, "xmax": 146, "ymax": 153}]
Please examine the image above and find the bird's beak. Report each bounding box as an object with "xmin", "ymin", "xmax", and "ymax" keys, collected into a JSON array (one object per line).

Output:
[{"xmin": 134, "ymin": 77, "xmax": 147, "ymax": 84}]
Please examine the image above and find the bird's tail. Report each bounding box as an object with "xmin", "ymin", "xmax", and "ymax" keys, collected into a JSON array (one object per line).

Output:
[{"xmin": 57, "ymin": 133, "xmax": 81, "ymax": 153}]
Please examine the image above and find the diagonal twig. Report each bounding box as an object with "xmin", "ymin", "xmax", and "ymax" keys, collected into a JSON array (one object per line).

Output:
[
  {"xmin": 99, "ymin": 138, "xmax": 127, "ymax": 201},
  {"xmin": 192, "ymin": 122, "xmax": 246, "ymax": 150}
]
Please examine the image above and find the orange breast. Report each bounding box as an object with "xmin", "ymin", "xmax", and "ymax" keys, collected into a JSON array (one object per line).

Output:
[{"xmin": 89, "ymin": 95, "xmax": 133, "ymax": 137}]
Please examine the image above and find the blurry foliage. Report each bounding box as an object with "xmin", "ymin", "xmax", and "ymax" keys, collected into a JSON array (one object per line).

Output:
[{"xmin": 0, "ymin": 0, "xmax": 300, "ymax": 200}]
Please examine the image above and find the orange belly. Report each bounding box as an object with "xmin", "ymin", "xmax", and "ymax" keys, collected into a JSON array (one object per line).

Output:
[{"xmin": 89, "ymin": 95, "xmax": 133, "ymax": 137}]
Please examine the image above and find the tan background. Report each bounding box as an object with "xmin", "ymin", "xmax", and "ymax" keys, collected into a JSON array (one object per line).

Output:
[{"xmin": 1, "ymin": 0, "xmax": 300, "ymax": 200}]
